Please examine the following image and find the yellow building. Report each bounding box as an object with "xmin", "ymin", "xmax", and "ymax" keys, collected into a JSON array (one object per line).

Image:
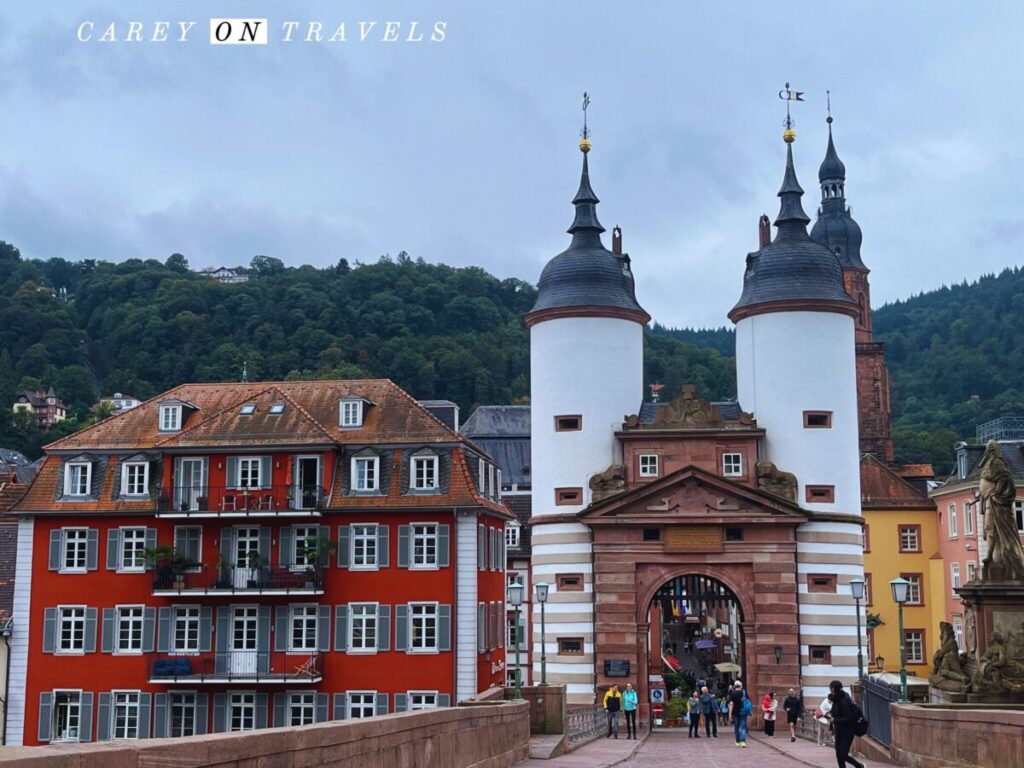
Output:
[{"xmin": 860, "ymin": 455, "xmax": 943, "ymax": 679}]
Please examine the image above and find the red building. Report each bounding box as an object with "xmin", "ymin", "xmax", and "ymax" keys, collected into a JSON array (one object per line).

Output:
[{"xmin": 7, "ymin": 379, "xmax": 510, "ymax": 745}]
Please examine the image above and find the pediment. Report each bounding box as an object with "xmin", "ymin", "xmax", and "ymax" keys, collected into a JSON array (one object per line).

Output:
[{"xmin": 580, "ymin": 464, "xmax": 806, "ymax": 525}]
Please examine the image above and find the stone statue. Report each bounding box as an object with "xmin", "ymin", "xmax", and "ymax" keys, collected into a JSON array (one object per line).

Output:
[
  {"xmin": 929, "ymin": 621, "xmax": 969, "ymax": 692},
  {"xmin": 652, "ymin": 384, "xmax": 724, "ymax": 429},
  {"xmin": 755, "ymin": 461, "xmax": 798, "ymax": 502},
  {"xmin": 589, "ymin": 464, "xmax": 626, "ymax": 502},
  {"xmin": 964, "ymin": 606, "xmax": 977, "ymax": 657},
  {"xmin": 979, "ymin": 441, "xmax": 1024, "ymax": 582},
  {"xmin": 970, "ymin": 630, "xmax": 1024, "ymax": 694}
]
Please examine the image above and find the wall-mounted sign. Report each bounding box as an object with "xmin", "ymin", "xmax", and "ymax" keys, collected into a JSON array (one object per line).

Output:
[
  {"xmin": 604, "ymin": 659, "xmax": 630, "ymax": 677},
  {"xmin": 650, "ymin": 687, "xmax": 666, "ymax": 704}
]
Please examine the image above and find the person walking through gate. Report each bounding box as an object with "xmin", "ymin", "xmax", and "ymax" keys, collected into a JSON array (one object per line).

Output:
[
  {"xmin": 603, "ymin": 685, "xmax": 622, "ymax": 739},
  {"xmin": 699, "ymin": 685, "xmax": 718, "ymax": 737},
  {"xmin": 687, "ymin": 690, "xmax": 702, "ymax": 737},
  {"xmin": 727, "ymin": 680, "xmax": 751, "ymax": 748},
  {"xmin": 783, "ymin": 687, "xmax": 802, "ymax": 742},
  {"xmin": 762, "ymin": 691, "xmax": 778, "ymax": 736},
  {"xmin": 622, "ymin": 683, "xmax": 638, "ymax": 740},
  {"xmin": 827, "ymin": 680, "xmax": 865, "ymax": 768}
]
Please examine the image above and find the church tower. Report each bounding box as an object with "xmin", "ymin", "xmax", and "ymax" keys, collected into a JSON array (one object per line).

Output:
[
  {"xmin": 810, "ymin": 116, "xmax": 894, "ymax": 463},
  {"xmin": 526, "ymin": 130, "xmax": 649, "ymax": 705},
  {"xmin": 729, "ymin": 126, "xmax": 864, "ymax": 698}
]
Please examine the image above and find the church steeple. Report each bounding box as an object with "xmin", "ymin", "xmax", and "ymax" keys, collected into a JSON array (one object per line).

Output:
[
  {"xmin": 818, "ymin": 115, "xmax": 847, "ymax": 212},
  {"xmin": 810, "ymin": 112, "xmax": 866, "ymax": 272},
  {"xmin": 774, "ymin": 140, "xmax": 812, "ymax": 235}
]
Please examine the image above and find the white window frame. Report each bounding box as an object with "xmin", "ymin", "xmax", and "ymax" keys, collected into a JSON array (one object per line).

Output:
[
  {"xmin": 410, "ymin": 523, "xmax": 439, "ymax": 569},
  {"xmin": 61, "ymin": 528, "xmax": 89, "ymax": 573},
  {"xmin": 1015, "ymin": 500, "xmax": 1024, "ymax": 533},
  {"xmin": 52, "ymin": 689, "xmax": 83, "ymax": 743},
  {"xmin": 951, "ymin": 563, "xmax": 961, "ymax": 593},
  {"xmin": 171, "ymin": 606, "xmax": 201, "ymax": 654},
  {"xmin": 169, "ymin": 691, "xmax": 197, "ymax": 737},
  {"xmin": 953, "ymin": 621, "xmax": 964, "ymax": 652},
  {"xmin": 966, "ymin": 561, "xmax": 977, "ymax": 582},
  {"xmin": 505, "ymin": 522, "xmax": 520, "ymax": 549},
  {"xmin": 238, "ymin": 457, "xmax": 263, "ymax": 489},
  {"xmin": 115, "ymin": 605, "xmax": 145, "ymax": 654},
  {"xmin": 408, "ymin": 691, "xmax": 438, "ymax": 710},
  {"xmin": 289, "ymin": 605, "xmax": 319, "ymax": 652},
  {"xmin": 409, "ymin": 602, "xmax": 438, "ymax": 653},
  {"xmin": 351, "ymin": 456, "xmax": 379, "ymax": 492},
  {"xmin": 478, "ymin": 458, "xmax": 486, "ymax": 495},
  {"xmin": 900, "ymin": 526, "xmax": 920, "ymax": 552},
  {"xmin": 119, "ymin": 527, "xmax": 147, "ymax": 572},
  {"xmin": 288, "ymin": 691, "xmax": 316, "ymax": 726},
  {"xmin": 722, "ymin": 453, "xmax": 743, "ymax": 477},
  {"xmin": 228, "ymin": 691, "xmax": 256, "ymax": 732},
  {"xmin": 948, "ymin": 503, "xmax": 958, "ymax": 538},
  {"xmin": 905, "ymin": 575, "xmax": 922, "ymax": 605},
  {"xmin": 159, "ymin": 405, "xmax": 182, "ymax": 432},
  {"xmin": 638, "ymin": 454, "xmax": 659, "ymax": 478},
  {"xmin": 340, "ymin": 400, "xmax": 364, "ymax": 428},
  {"xmin": 56, "ymin": 605, "xmax": 87, "ymax": 654},
  {"xmin": 64, "ymin": 463, "xmax": 92, "ymax": 497},
  {"xmin": 904, "ymin": 631, "xmax": 924, "ymax": 665},
  {"xmin": 351, "ymin": 524, "xmax": 378, "ymax": 569},
  {"xmin": 111, "ymin": 690, "xmax": 141, "ymax": 739},
  {"xmin": 346, "ymin": 691, "xmax": 376, "ymax": 719},
  {"xmin": 120, "ymin": 462, "xmax": 149, "ymax": 497},
  {"xmin": 348, "ymin": 603, "xmax": 378, "ymax": 653},
  {"xmin": 964, "ymin": 501, "xmax": 975, "ymax": 535},
  {"xmin": 411, "ymin": 455, "xmax": 439, "ymax": 491},
  {"xmin": 292, "ymin": 526, "xmax": 320, "ymax": 571},
  {"xmin": 489, "ymin": 464, "xmax": 496, "ymax": 499}
]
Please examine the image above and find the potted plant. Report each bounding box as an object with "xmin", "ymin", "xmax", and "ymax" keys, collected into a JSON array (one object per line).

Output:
[
  {"xmin": 665, "ymin": 696, "xmax": 686, "ymax": 728},
  {"xmin": 300, "ymin": 536, "xmax": 336, "ymax": 589},
  {"xmin": 145, "ymin": 545, "xmax": 187, "ymax": 589}
]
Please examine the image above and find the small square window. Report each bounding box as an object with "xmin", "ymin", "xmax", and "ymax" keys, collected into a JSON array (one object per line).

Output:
[
  {"xmin": 555, "ymin": 487, "xmax": 582, "ymax": 506},
  {"xmin": 805, "ymin": 485, "xmax": 835, "ymax": 503},
  {"xmin": 722, "ymin": 453, "xmax": 743, "ymax": 477},
  {"xmin": 269, "ymin": 403, "xmax": 285, "ymax": 415},
  {"xmin": 239, "ymin": 404, "xmax": 256, "ymax": 415},
  {"xmin": 808, "ymin": 645, "xmax": 832, "ymax": 664},
  {"xmin": 556, "ymin": 573, "xmax": 583, "ymax": 591},
  {"xmin": 725, "ymin": 527, "xmax": 744, "ymax": 542},
  {"xmin": 554, "ymin": 415, "xmax": 582, "ymax": 432},
  {"xmin": 557, "ymin": 637, "xmax": 584, "ymax": 655},
  {"xmin": 803, "ymin": 411, "xmax": 832, "ymax": 428},
  {"xmin": 642, "ymin": 528, "xmax": 661, "ymax": 542},
  {"xmin": 807, "ymin": 574, "xmax": 836, "ymax": 593},
  {"xmin": 899, "ymin": 525, "xmax": 921, "ymax": 553},
  {"xmin": 638, "ymin": 454, "xmax": 659, "ymax": 478},
  {"xmin": 341, "ymin": 400, "xmax": 364, "ymax": 428}
]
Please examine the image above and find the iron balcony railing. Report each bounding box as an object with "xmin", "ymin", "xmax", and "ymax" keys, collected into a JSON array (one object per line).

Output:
[
  {"xmin": 152, "ymin": 562, "xmax": 326, "ymax": 594},
  {"xmin": 157, "ymin": 485, "xmax": 326, "ymax": 516},
  {"xmin": 149, "ymin": 651, "xmax": 323, "ymax": 683}
]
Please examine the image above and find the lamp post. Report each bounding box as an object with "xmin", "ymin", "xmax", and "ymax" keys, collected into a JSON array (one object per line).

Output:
[
  {"xmin": 889, "ymin": 577, "xmax": 910, "ymax": 702},
  {"xmin": 850, "ymin": 577, "xmax": 866, "ymax": 681},
  {"xmin": 535, "ymin": 582, "xmax": 549, "ymax": 685},
  {"xmin": 508, "ymin": 583, "xmax": 525, "ymax": 699},
  {"xmin": 875, "ymin": 655, "xmax": 884, "ymax": 673}
]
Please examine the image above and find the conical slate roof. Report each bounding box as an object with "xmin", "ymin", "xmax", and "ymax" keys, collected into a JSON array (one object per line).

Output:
[{"xmin": 810, "ymin": 123, "xmax": 866, "ymax": 271}]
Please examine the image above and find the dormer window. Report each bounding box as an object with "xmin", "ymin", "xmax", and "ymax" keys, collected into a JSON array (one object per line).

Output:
[
  {"xmin": 341, "ymin": 400, "xmax": 364, "ymax": 428},
  {"xmin": 411, "ymin": 454, "xmax": 439, "ymax": 491},
  {"xmin": 239, "ymin": 404, "xmax": 256, "ymax": 415},
  {"xmin": 64, "ymin": 462, "xmax": 92, "ymax": 497},
  {"xmin": 352, "ymin": 455, "xmax": 379, "ymax": 492},
  {"xmin": 159, "ymin": 405, "xmax": 182, "ymax": 432},
  {"xmin": 120, "ymin": 462, "xmax": 149, "ymax": 496}
]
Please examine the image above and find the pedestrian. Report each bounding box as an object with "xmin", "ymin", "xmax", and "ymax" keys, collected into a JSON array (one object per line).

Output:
[
  {"xmin": 815, "ymin": 693, "xmax": 833, "ymax": 747},
  {"xmin": 699, "ymin": 685, "xmax": 718, "ymax": 737},
  {"xmin": 718, "ymin": 694, "xmax": 729, "ymax": 727},
  {"xmin": 727, "ymin": 679, "xmax": 751, "ymax": 748},
  {"xmin": 603, "ymin": 685, "xmax": 622, "ymax": 739},
  {"xmin": 827, "ymin": 680, "xmax": 865, "ymax": 768},
  {"xmin": 622, "ymin": 682, "xmax": 638, "ymax": 740},
  {"xmin": 687, "ymin": 690, "xmax": 701, "ymax": 738},
  {"xmin": 783, "ymin": 686, "xmax": 802, "ymax": 743},
  {"xmin": 762, "ymin": 691, "xmax": 777, "ymax": 736}
]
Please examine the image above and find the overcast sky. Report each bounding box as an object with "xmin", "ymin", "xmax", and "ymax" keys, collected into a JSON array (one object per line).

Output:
[{"xmin": 0, "ymin": 2, "xmax": 1021, "ymax": 328}]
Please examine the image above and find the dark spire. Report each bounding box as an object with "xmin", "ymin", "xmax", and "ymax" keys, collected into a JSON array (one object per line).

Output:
[
  {"xmin": 819, "ymin": 122, "xmax": 846, "ymax": 183},
  {"xmin": 566, "ymin": 146, "xmax": 606, "ymax": 248},
  {"xmin": 774, "ymin": 142, "xmax": 811, "ymax": 233}
]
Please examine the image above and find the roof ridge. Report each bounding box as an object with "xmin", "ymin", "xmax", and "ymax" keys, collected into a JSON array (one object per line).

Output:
[
  {"xmin": 860, "ymin": 453, "xmax": 928, "ymax": 500},
  {"xmin": 272, "ymin": 385, "xmax": 336, "ymax": 442},
  {"xmin": 155, "ymin": 385, "xmax": 278, "ymax": 446},
  {"xmin": 384, "ymin": 379, "xmax": 470, "ymax": 445}
]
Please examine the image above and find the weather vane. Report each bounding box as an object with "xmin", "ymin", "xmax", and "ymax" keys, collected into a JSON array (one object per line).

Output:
[
  {"xmin": 778, "ymin": 82, "xmax": 804, "ymax": 142},
  {"xmin": 579, "ymin": 91, "xmax": 592, "ymax": 152},
  {"xmin": 826, "ymin": 89, "xmax": 833, "ymax": 125}
]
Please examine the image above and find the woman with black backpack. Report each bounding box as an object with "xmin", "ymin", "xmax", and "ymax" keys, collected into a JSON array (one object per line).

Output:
[{"xmin": 827, "ymin": 680, "xmax": 865, "ymax": 768}]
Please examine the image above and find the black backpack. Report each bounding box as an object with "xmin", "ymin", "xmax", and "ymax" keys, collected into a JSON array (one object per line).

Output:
[{"xmin": 851, "ymin": 701, "xmax": 869, "ymax": 737}]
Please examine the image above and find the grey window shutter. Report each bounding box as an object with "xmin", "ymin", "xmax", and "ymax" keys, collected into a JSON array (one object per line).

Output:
[
  {"xmin": 226, "ymin": 458, "xmax": 239, "ymax": 488},
  {"xmin": 477, "ymin": 604, "xmax": 485, "ymax": 653},
  {"xmin": 318, "ymin": 525, "xmax": 331, "ymax": 566},
  {"xmin": 157, "ymin": 607, "xmax": 171, "ymax": 653},
  {"xmin": 315, "ymin": 693, "xmax": 329, "ymax": 723},
  {"xmin": 215, "ymin": 606, "xmax": 229, "ymax": 673},
  {"xmin": 498, "ymin": 603, "xmax": 504, "ymax": 649},
  {"xmin": 437, "ymin": 524, "xmax": 450, "ymax": 567},
  {"xmin": 42, "ymin": 608, "xmax": 56, "ymax": 653},
  {"xmin": 84, "ymin": 607, "xmax": 98, "ymax": 653},
  {"xmin": 143, "ymin": 607, "xmax": 156, "ymax": 652},
  {"xmin": 258, "ymin": 605, "xmax": 272, "ymax": 654},
  {"xmin": 97, "ymin": 692, "xmax": 112, "ymax": 740},
  {"xmin": 78, "ymin": 692, "xmax": 94, "ymax": 741},
  {"xmin": 220, "ymin": 528, "xmax": 235, "ymax": 564},
  {"xmin": 153, "ymin": 694, "xmax": 168, "ymax": 738},
  {"xmin": 200, "ymin": 606, "xmax": 213, "ymax": 652},
  {"xmin": 395, "ymin": 605, "xmax": 409, "ymax": 651},
  {"xmin": 138, "ymin": 692, "xmax": 152, "ymax": 738},
  {"xmin": 49, "ymin": 530, "xmax": 62, "ymax": 571},
  {"xmin": 336, "ymin": 525, "xmax": 351, "ymax": 568},
  {"xmin": 255, "ymin": 693, "xmax": 269, "ymax": 729},
  {"xmin": 397, "ymin": 525, "xmax": 410, "ymax": 567},
  {"xmin": 318, "ymin": 605, "xmax": 331, "ymax": 652},
  {"xmin": 333, "ymin": 693, "xmax": 347, "ymax": 720},
  {"xmin": 375, "ymin": 693, "xmax": 388, "ymax": 717},
  {"xmin": 334, "ymin": 606, "xmax": 348, "ymax": 652},
  {"xmin": 106, "ymin": 529, "xmax": 121, "ymax": 570},
  {"xmin": 377, "ymin": 605, "xmax": 391, "ymax": 652},
  {"xmin": 274, "ymin": 606, "xmax": 289, "ymax": 652},
  {"xmin": 484, "ymin": 602, "xmax": 491, "ymax": 650},
  {"xmin": 258, "ymin": 527, "xmax": 271, "ymax": 561},
  {"xmin": 273, "ymin": 692, "xmax": 287, "ymax": 727},
  {"xmin": 195, "ymin": 693, "xmax": 209, "ymax": 735},
  {"xmin": 212, "ymin": 693, "xmax": 226, "ymax": 733},
  {"xmin": 438, "ymin": 604, "xmax": 452, "ymax": 652},
  {"xmin": 145, "ymin": 529, "xmax": 157, "ymax": 569},
  {"xmin": 394, "ymin": 693, "xmax": 408, "ymax": 713},
  {"xmin": 438, "ymin": 693, "xmax": 451, "ymax": 708},
  {"xmin": 259, "ymin": 457, "xmax": 271, "ymax": 488},
  {"xmin": 86, "ymin": 529, "xmax": 99, "ymax": 570},
  {"xmin": 279, "ymin": 526, "xmax": 294, "ymax": 567},
  {"xmin": 377, "ymin": 525, "xmax": 390, "ymax": 567},
  {"xmin": 477, "ymin": 525, "xmax": 485, "ymax": 571},
  {"xmin": 37, "ymin": 692, "xmax": 52, "ymax": 742},
  {"xmin": 101, "ymin": 608, "xmax": 115, "ymax": 653}
]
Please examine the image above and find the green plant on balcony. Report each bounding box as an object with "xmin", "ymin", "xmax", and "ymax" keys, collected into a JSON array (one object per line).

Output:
[
  {"xmin": 866, "ymin": 612, "xmax": 884, "ymax": 629},
  {"xmin": 145, "ymin": 545, "xmax": 191, "ymax": 589},
  {"xmin": 299, "ymin": 536, "xmax": 336, "ymax": 587}
]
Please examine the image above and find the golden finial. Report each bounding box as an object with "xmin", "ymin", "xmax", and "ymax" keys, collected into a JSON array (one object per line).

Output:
[
  {"xmin": 778, "ymin": 82, "xmax": 804, "ymax": 143},
  {"xmin": 579, "ymin": 91, "xmax": 592, "ymax": 152}
]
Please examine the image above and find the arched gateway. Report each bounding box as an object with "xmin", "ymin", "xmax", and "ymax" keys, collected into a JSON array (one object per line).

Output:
[{"xmin": 578, "ymin": 465, "xmax": 807, "ymax": 722}]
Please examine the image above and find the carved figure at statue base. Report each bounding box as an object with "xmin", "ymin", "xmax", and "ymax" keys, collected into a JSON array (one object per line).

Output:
[
  {"xmin": 970, "ymin": 631, "xmax": 1024, "ymax": 695},
  {"xmin": 755, "ymin": 461, "xmax": 798, "ymax": 502},
  {"xmin": 930, "ymin": 621, "xmax": 969, "ymax": 692},
  {"xmin": 589, "ymin": 464, "xmax": 626, "ymax": 502},
  {"xmin": 979, "ymin": 441, "xmax": 1024, "ymax": 582}
]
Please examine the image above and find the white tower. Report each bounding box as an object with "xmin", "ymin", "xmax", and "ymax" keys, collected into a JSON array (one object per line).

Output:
[
  {"xmin": 728, "ymin": 132, "xmax": 864, "ymax": 698},
  {"xmin": 526, "ymin": 136, "xmax": 649, "ymax": 705}
]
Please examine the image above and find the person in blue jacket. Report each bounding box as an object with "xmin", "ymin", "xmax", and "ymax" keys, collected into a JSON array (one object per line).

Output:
[{"xmin": 622, "ymin": 683, "xmax": 639, "ymax": 739}]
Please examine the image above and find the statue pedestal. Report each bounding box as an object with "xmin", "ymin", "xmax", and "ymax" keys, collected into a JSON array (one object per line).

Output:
[{"xmin": 957, "ymin": 581, "xmax": 1024, "ymax": 660}]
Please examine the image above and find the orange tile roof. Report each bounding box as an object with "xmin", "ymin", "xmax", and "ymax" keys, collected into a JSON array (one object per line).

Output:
[
  {"xmin": 860, "ymin": 454, "xmax": 936, "ymax": 510},
  {"xmin": 895, "ymin": 464, "xmax": 935, "ymax": 479}
]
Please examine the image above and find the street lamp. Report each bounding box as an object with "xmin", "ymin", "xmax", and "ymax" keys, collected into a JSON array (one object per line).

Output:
[
  {"xmin": 850, "ymin": 577, "xmax": 866, "ymax": 681},
  {"xmin": 535, "ymin": 582, "xmax": 549, "ymax": 685},
  {"xmin": 508, "ymin": 583, "xmax": 525, "ymax": 699},
  {"xmin": 889, "ymin": 578, "xmax": 910, "ymax": 702},
  {"xmin": 875, "ymin": 655, "xmax": 884, "ymax": 673}
]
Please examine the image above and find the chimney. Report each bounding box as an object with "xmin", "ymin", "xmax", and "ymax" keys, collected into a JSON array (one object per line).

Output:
[
  {"xmin": 612, "ymin": 226, "xmax": 623, "ymax": 255},
  {"xmin": 758, "ymin": 214, "xmax": 771, "ymax": 247}
]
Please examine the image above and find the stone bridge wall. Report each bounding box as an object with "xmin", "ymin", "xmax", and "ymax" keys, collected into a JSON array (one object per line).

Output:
[{"xmin": 890, "ymin": 703, "xmax": 1024, "ymax": 768}]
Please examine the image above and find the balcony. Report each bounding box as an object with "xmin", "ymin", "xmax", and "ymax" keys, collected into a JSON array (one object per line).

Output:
[
  {"xmin": 157, "ymin": 484, "xmax": 326, "ymax": 518},
  {"xmin": 152, "ymin": 563, "xmax": 326, "ymax": 596},
  {"xmin": 149, "ymin": 651, "xmax": 323, "ymax": 684}
]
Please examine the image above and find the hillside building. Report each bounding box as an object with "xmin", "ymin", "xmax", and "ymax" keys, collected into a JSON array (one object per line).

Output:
[
  {"xmin": 98, "ymin": 393, "xmax": 142, "ymax": 413},
  {"xmin": 12, "ymin": 389, "xmax": 67, "ymax": 429},
  {"xmin": 197, "ymin": 267, "xmax": 249, "ymax": 284}
]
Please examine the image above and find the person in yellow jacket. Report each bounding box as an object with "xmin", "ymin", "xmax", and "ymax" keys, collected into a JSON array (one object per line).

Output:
[{"xmin": 603, "ymin": 685, "xmax": 622, "ymax": 739}]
